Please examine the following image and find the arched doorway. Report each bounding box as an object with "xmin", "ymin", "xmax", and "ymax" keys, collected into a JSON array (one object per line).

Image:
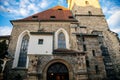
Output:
[{"xmin": 47, "ymin": 62, "xmax": 69, "ymax": 80}]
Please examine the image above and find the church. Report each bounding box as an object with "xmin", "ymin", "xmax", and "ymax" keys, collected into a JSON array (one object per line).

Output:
[{"xmin": 7, "ymin": 0, "xmax": 120, "ymax": 80}]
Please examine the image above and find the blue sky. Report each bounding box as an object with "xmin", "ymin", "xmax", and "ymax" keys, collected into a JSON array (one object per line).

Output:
[{"xmin": 0, "ymin": 0, "xmax": 120, "ymax": 38}]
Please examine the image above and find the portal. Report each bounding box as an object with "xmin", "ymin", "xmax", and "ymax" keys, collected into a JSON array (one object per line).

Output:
[{"xmin": 47, "ymin": 62, "xmax": 69, "ymax": 80}]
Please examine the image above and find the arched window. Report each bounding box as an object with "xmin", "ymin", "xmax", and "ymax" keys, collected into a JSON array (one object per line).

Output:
[
  {"xmin": 18, "ymin": 34, "xmax": 29, "ymax": 67},
  {"xmin": 85, "ymin": 1, "xmax": 89, "ymax": 5},
  {"xmin": 58, "ymin": 32, "xmax": 66, "ymax": 48},
  {"xmin": 47, "ymin": 63, "xmax": 69, "ymax": 80}
]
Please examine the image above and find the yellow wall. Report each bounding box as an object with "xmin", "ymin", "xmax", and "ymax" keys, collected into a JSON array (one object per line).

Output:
[{"xmin": 67, "ymin": 0, "xmax": 101, "ymax": 9}]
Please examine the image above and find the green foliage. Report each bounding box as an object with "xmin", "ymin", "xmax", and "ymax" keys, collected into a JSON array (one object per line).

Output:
[{"xmin": 0, "ymin": 40, "xmax": 8, "ymax": 59}]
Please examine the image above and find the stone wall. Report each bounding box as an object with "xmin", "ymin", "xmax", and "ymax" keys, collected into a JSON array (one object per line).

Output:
[
  {"xmin": 8, "ymin": 22, "xmax": 72, "ymax": 55},
  {"xmin": 71, "ymin": 3, "xmax": 120, "ymax": 79},
  {"xmin": 72, "ymin": 5, "xmax": 103, "ymax": 15},
  {"xmin": 27, "ymin": 53, "xmax": 88, "ymax": 80}
]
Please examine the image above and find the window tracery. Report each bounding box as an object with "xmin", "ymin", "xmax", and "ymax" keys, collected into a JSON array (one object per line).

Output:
[
  {"xmin": 18, "ymin": 34, "xmax": 29, "ymax": 67},
  {"xmin": 58, "ymin": 32, "xmax": 66, "ymax": 48}
]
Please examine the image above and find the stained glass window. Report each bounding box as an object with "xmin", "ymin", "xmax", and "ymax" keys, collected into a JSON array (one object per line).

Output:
[
  {"xmin": 18, "ymin": 34, "xmax": 29, "ymax": 67},
  {"xmin": 58, "ymin": 32, "xmax": 66, "ymax": 48}
]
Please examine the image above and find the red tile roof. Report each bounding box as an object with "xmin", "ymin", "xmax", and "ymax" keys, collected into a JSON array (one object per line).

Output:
[{"xmin": 15, "ymin": 6, "xmax": 76, "ymax": 21}]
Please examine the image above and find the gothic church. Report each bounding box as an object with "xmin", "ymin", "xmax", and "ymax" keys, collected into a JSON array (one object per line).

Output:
[{"xmin": 7, "ymin": 0, "xmax": 120, "ymax": 80}]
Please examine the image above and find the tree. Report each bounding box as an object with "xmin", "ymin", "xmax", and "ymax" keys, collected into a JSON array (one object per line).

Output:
[{"xmin": 0, "ymin": 40, "xmax": 8, "ymax": 73}]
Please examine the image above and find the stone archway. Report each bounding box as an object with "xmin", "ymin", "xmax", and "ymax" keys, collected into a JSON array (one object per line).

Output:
[
  {"xmin": 47, "ymin": 62, "xmax": 69, "ymax": 80},
  {"xmin": 42, "ymin": 59, "xmax": 73, "ymax": 80}
]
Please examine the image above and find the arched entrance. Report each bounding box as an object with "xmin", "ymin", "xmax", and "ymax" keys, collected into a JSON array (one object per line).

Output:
[{"xmin": 47, "ymin": 62, "xmax": 69, "ymax": 80}]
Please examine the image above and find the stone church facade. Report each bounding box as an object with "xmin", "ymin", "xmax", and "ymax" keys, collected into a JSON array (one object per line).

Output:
[{"xmin": 7, "ymin": 0, "xmax": 120, "ymax": 80}]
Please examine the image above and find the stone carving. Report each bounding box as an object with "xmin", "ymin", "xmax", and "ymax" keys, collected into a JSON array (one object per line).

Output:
[
  {"xmin": 76, "ymin": 53, "xmax": 85, "ymax": 70},
  {"xmin": 28, "ymin": 55, "xmax": 38, "ymax": 73}
]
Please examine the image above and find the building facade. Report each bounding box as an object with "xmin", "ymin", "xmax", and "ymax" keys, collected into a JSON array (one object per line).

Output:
[{"xmin": 7, "ymin": 0, "xmax": 120, "ymax": 80}]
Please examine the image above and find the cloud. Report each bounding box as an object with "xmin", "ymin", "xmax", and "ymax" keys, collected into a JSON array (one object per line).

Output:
[
  {"xmin": 39, "ymin": 0, "xmax": 49, "ymax": 9},
  {"xmin": 111, "ymin": 29, "xmax": 120, "ymax": 33},
  {"xmin": 19, "ymin": 8, "xmax": 29, "ymax": 16},
  {"xmin": 0, "ymin": 5, "xmax": 9, "ymax": 12},
  {"xmin": 28, "ymin": 3, "xmax": 39, "ymax": 13},
  {"xmin": 0, "ymin": 0, "xmax": 66, "ymax": 18},
  {"xmin": 4, "ymin": 1, "xmax": 9, "ymax": 6},
  {"xmin": 107, "ymin": 10, "xmax": 120, "ymax": 28},
  {"xmin": 0, "ymin": 0, "xmax": 52, "ymax": 18},
  {"xmin": 106, "ymin": 7, "xmax": 120, "ymax": 34},
  {"xmin": 58, "ymin": 0, "xmax": 64, "ymax": 5},
  {"xmin": 0, "ymin": 26, "xmax": 12, "ymax": 36},
  {"xmin": 100, "ymin": 0, "xmax": 120, "ymax": 37},
  {"xmin": 108, "ymin": 12, "xmax": 120, "ymax": 34}
]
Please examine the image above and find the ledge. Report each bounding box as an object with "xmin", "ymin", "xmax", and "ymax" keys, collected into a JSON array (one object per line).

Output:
[
  {"xmin": 30, "ymin": 32, "xmax": 54, "ymax": 35},
  {"xmin": 10, "ymin": 19, "xmax": 78, "ymax": 22},
  {"xmin": 70, "ymin": 26, "xmax": 87, "ymax": 28},
  {"xmin": 75, "ymin": 14, "xmax": 105, "ymax": 17},
  {"xmin": 53, "ymin": 49, "xmax": 86, "ymax": 55},
  {"xmin": 28, "ymin": 72, "xmax": 41, "ymax": 76},
  {"xmin": 12, "ymin": 67, "xmax": 28, "ymax": 70},
  {"xmin": 75, "ymin": 33, "xmax": 98, "ymax": 37}
]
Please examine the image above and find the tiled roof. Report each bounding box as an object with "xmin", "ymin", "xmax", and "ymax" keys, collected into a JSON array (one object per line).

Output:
[{"xmin": 16, "ymin": 5, "xmax": 76, "ymax": 21}]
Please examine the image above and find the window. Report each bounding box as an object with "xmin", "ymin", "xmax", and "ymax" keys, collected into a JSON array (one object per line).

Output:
[
  {"xmin": 92, "ymin": 50, "xmax": 95, "ymax": 56},
  {"xmin": 88, "ymin": 11, "xmax": 92, "ymax": 15},
  {"xmin": 69, "ymin": 16, "xmax": 74, "ymax": 19},
  {"xmin": 75, "ymin": 10, "xmax": 77, "ymax": 13},
  {"xmin": 38, "ymin": 39, "xmax": 43, "ymax": 44},
  {"xmin": 58, "ymin": 32, "xmax": 66, "ymax": 48},
  {"xmin": 83, "ymin": 44, "xmax": 87, "ymax": 51},
  {"xmin": 18, "ymin": 34, "xmax": 29, "ymax": 67},
  {"xmin": 85, "ymin": 1, "xmax": 89, "ymax": 5},
  {"xmin": 86, "ymin": 60, "xmax": 90, "ymax": 67},
  {"xmin": 82, "ymin": 36, "xmax": 85, "ymax": 42},
  {"xmin": 58, "ymin": 8, "xmax": 62, "ymax": 10},
  {"xmin": 50, "ymin": 16, "xmax": 56, "ymax": 19},
  {"xmin": 95, "ymin": 65, "xmax": 99, "ymax": 74},
  {"xmin": 32, "ymin": 16, "xmax": 38, "ymax": 20}
]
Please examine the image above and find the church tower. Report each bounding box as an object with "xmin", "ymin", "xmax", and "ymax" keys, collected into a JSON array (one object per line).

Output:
[
  {"xmin": 67, "ymin": 0, "xmax": 102, "ymax": 15},
  {"xmin": 67, "ymin": 0, "xmax": 109, "ymax": 31},
  {"xmin": 67, "ymin": 0, "xmax": 120, "ymax": 79}
]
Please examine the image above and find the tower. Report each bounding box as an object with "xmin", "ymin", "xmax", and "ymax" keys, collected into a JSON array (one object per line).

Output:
[
  {"xmin": 67, "ymin": 0, "xmax": 108, "ymax": 31},
  {"xmin": 67, "ymin": 0, "xmax": 101, "ymax": 14},
  {"xmin": 67, "ymin": 0, "xmax": 120, "ymax": 79}
]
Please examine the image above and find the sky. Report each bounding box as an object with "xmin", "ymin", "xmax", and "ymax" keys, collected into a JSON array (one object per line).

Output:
[{"xmin": 0, "ymin": 0, "xmax": 120, "ymax": 38}]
